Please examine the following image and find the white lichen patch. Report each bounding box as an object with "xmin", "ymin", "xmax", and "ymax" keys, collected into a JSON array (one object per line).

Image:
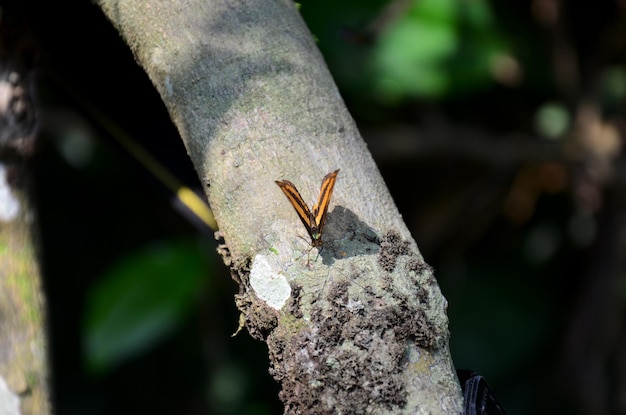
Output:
[
  {"xmin": 0, "ymin": 164, "xmax": 20, "ymax": 222},
  {"xmin": 0, "ymin": 374, "xmax": 20, "ymax": 415},
  {"xmin": 250, "ymin": 254, "xmax": 291, "ymax": 310}
]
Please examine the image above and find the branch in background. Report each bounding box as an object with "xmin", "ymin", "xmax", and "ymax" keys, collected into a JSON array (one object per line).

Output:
[{"xmin": 0, "ymin": 3, "xmax": 51, "ymax": 414}]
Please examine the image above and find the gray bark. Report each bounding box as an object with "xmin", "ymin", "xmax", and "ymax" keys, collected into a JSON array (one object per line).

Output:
[{"xmin": 96, "ymin": 0, "xmax": 463, "ymax": 413}]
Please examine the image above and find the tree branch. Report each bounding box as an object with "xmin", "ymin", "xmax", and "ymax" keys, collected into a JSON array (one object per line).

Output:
[{"xmin": 96, "ymin": 0, "xmax": 463, "ymax": 412}]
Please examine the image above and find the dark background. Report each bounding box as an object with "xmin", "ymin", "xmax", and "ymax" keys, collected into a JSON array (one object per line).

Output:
[{"xmin": 9, "ymin": 0, "xmax": 626, "ymax": 414}]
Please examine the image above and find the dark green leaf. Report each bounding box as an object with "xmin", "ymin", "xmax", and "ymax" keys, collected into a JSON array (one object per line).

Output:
[{"xmin": 83, "ymin": 240, "xmax": 210, "ymax": 373}]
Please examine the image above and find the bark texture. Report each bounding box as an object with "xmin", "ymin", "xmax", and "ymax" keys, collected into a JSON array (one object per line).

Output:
[
  {"xmin": 0, "ymin": 4, "xmax": 50, "ymax": 413},
  {"xmin": 0, "ymin": 175, "xmax": 49, "ymax": 415},
  {"xmin": 96, "ymin": 0, "xmax": 463, "ymax": 412}
]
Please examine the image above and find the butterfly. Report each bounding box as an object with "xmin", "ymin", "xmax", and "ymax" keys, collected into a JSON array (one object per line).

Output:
[{"xmin": 275, "ymin": 169, "xmax": 340, "ymax": 250}]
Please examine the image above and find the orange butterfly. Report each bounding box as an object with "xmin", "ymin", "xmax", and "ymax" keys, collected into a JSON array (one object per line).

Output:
[{"xmin": 275, "ymin": 169, "xmax": 339, "ymax": 249}]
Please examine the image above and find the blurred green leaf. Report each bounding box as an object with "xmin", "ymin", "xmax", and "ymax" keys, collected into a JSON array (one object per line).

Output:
[
  {"xmin": 368, "ymin": 0, "xmax": 510, "ymax": 100},
  {"xmin": 372, "ymin": 0, "xmax": 455, "ymax": 99},
  {"xmin": 84, "ymin": 239, "xmax": 210, "ymax": 374},
  {"xmin": 374, "ymin": 15, "xmax": 456, "ymax": 99}
]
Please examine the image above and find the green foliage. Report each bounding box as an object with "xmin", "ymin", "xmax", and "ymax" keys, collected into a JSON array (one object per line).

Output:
[
  {"xmin": 372, "ymin": 0, "xmax": 507, "ymax": 100},
  {"xmin": 303, "ymin": 0, "xmax": 510, "ymax": 103},
  {"xmin": 83, "ymin": 239, "xmax": 211, "ymax": 374}
]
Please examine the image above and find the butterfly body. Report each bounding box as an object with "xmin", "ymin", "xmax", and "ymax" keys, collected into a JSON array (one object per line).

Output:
[{"xmin": 275, "ymin": 169, "xmax": 339, "ymax": 249}]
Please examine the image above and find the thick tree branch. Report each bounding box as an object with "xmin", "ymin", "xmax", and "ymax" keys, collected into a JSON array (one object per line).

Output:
[{"xmin": 96, "ymin": 0, "xmax": 463, "ymax": 412}]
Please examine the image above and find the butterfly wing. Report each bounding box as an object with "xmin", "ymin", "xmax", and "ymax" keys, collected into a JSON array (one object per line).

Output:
[
  {"xmin": 275, "ymin": 179, "xmax": 316, "ymax": 239},
  {"xmin": 312, "ymin": 169, "xmax": 339, "ymax": 239}
]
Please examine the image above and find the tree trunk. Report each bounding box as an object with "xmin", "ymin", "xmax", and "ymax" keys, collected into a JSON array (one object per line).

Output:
[
  {"xmin": 0, "ymin": 4, "xmax": 51, "ymax": 414},
  {"xmin": 96, "ymin": 0, "xmax": 463, "ymax": 413}
]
